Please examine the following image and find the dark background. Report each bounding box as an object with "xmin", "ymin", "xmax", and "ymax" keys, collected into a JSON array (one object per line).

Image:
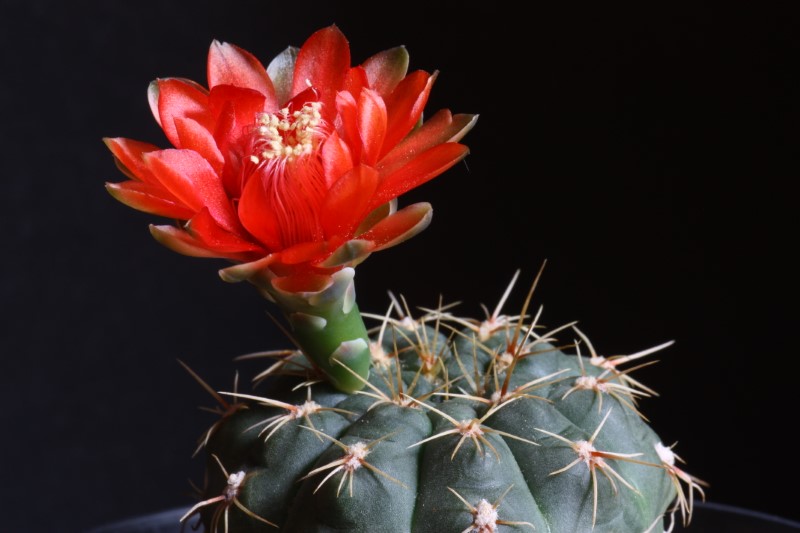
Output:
[{"xmin": 2, "ymin": 2, "xmax": 798, "ymax": 531}]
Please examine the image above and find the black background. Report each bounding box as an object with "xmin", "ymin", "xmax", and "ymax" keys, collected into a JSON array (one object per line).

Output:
[{"xmin": 2, "ymin": 2, "xmax": 798, "ymax": 531}]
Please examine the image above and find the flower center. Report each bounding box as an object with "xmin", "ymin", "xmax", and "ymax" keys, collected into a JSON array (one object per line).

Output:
[{"xmin": 249, "ymin": 101, "xmax": 323, "ymax": 165}]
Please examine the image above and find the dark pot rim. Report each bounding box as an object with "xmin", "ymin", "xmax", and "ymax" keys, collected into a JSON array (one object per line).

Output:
[{"xmin": 87, "ymin": 501, "xmax": 800, "ymax": 532}]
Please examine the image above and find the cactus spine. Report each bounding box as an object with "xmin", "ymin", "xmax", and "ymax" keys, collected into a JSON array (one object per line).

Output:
[{"xmin": 182, "ymin": 268, "xmax": 704, "ymax": 533}]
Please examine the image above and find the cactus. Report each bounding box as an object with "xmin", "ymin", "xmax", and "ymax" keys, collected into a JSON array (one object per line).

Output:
[{"xmin": 105, "ymin": 24, "xmax": 705, "ymax": 533}]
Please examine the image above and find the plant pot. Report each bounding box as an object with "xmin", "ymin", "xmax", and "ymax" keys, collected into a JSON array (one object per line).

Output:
[{"xmin": 86, "ymin": 501, "xmax": 800, "ymax": 532}]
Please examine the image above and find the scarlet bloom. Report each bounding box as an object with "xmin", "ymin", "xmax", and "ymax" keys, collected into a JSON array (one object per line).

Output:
[{"xmin": 106, "ymin": 25, "xmax": 476, "ymax": 293}]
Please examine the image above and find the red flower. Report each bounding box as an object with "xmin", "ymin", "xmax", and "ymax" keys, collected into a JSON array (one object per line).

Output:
[{"xmin": 106, "ymin": 25, "xmax": 476, "ymax": 292}]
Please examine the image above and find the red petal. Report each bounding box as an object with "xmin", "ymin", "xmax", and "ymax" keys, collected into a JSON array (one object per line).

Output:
[
  {"xmin": 372, "ymin": 143, "xmax": 469, "ymax": 208},
  {"xmin": 104, "ymin": 137, "xmax": 161, "ymax": 185},
  {"xmin": 186, "ymin": 208, "xmax": 263, "ymax": 254},
  {"xmin": 106, "ymin": 181, "xmax": 195, "ymax": 219},
  {"xmin": 150, "ymin": 224, "xmax": 226, "ymax": 258},
  {"xmin": 207, "ymin": 41, "xmax": 277, "ymax": 108},
  {"xmin": 378, "ymin": 111, "xmax": 478, "ymax": 176},
  {"xmin": 320, "ymin": 165, "xmax": 379, "ymax": 240},
  {"xmin": 207, "ymin": 85, "xmax": 268, "ymax": 195},
  {"xmin": 271, "ymin": 271, "xmax": 333, "ymax": 295},
  {"xmin": 174, "ymin": 117, "xmax": 224, "ymax": 172},
  {"xmin": 208, "ymin": 84, "xmax": 269, "ymax": 124},
  {"xmin": 237, "ymin": 170, "xmax": 284, "ymax": 251},
  {"xmin": 358, "ymin": 202, "xmax": 433, "ymax": 250},
  {"xmin": 381, "ymin": 71, "xmax": 435, "ymax": 158},
  {"xmin": 292, "ymin": 25, "xmax": 350, "ymax": 120},
  {"xmin": 362, "ymin": 46, "xmax": 409, "ymax": 97},
  {"xmin": 343, "ymin": 66, "xmax": 369, "ymax": 97},
  {"xmin": 321, "ymin": 131, "xmax": 354, "ymax": 188},
  {"xmin": 335, "ymin": 91, "xmax": 361, "ymax": 162},
  {"xmin": 279, "ymin": 241, "xmax": 330, "ymax": 265},
  {"xmin": 157, "ymin": 78, "xmax": 212, "ymax": 149},
  {"xmin": 145, "ymin": 149, "xmax": 238, "ymax": 232},
  {"xmin": 357, "ymin": 89, "xmax": 387, "ymax": 166}
]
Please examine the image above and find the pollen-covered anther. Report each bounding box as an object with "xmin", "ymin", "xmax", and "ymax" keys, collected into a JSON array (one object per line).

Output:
[{"xmin": 251, "ymin": 101, "xmax": 324, "ymax": 163}]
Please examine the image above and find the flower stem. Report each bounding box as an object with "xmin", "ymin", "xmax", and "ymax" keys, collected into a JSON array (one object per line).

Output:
[
  {"xmin": 263, "ymin": 268, "xmax": 370, "ymax": 393},
  {"xmin": 286, "ymin": 301, "xmax": 371, "ymax": 393}
]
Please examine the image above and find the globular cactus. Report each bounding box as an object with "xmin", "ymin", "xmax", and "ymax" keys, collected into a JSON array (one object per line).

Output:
[
  {"xmin": 104, "ymin": 23, "xmax": 705, "ymax": 533},
  {"xmin": 182, "ymin": 268, "xmax": 704, "ymax": 533}
]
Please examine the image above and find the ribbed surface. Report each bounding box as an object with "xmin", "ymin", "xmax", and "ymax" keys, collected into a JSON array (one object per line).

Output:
[{"xmin": 199, "ymin": 326, "xmax": 676, "ymax": 532}]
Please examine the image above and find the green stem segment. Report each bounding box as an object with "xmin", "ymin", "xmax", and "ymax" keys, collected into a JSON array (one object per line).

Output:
[
  {"xmin": 286, "ymin": 301, "xmax": 371, "ymax": 393},
  {"xmin": 266, "ymin": 267, "xmax": 371, "ymax": 393}
]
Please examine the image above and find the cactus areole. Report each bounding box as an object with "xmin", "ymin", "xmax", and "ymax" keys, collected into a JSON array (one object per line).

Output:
[{"xmin": 106, "ymin": 25, "xmax": 705, "ymax": 533}]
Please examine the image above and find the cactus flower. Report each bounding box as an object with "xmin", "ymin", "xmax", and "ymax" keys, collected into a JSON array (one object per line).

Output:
[
  {"xmin": 106, "ymin": 24, "xmax": 474, "ymax": 290},
  {"xmin": 105, "ymin": 25, "xmax": 476, "ymax": 392}
]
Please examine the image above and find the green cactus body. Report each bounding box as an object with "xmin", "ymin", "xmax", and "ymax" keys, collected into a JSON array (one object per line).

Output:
[{"xmin": 190, "ymin": 291, "xmax": 685, "ymax": 533}]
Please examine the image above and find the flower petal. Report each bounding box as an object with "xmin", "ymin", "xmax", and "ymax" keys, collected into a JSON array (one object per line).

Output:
[
  {"xmin": 381, "ymin": 71, "xmax": 435, "ymax": 158},
  {"xmin": 237, "ymin": 170, "xmax": 284, "ymax": 251},
  {"xmin": 321, "ymin": 131, "xmax": 354, "ymax": 188},
  {"xmin": 343, "ymin": 66, "xmax": 369, "ymax": 98},
  {"xmin": 174, "ymin": 116, "xmax": 224, "ymax": 172},
  {"xmin": 335, "ymin": 91, "xmax": 361, "ymax": 162},
  {"xmin": 156, "ymin": 78, "xmax": 212, "ymax": 149},
  {"xmin": 279, "ymin": 241, "xmax": 330, "ymax": 265},
  {"xmin": 267, "ymin": 46, "xmax": 298, "ymax": 106},
  {"xmin": 271, "ymin": 271, "xmax": 333, "ymax": 296},
  {"xmin": 320, "ymin": 165, "xmax": 379, "ymax": 240},
  {"xmin": 207, "ymin": 40, "xmax": 277, "ymax": 108},
  {"xmin": 292, "ymin": 25, "xmax": 350, "ymax": 119},
  {"xmin": 106, "ymin": 181, "xmax": 195, "ymax": 219},
  {"xmin": 357, "ymin": 89, "xmax": 387, "ymax": 166},
  {"xmin": 372, "ymin": 143, "xmax": 469, "ymax": 208},
  {"xmin": 358, "ymin": 202, "xmax": 433, "ymax": 250},
  {"xmin": 150, "ymin": 224, "xmax": 225, "ymax": 258},
  {"xmin": 378, "ymin": 111, "xmax": 478, "ymax": 177},
  {"xmin": 362, "ymin": 46, "xmax": 409, "ymax": 97},
  {"xmin": 206, "ymin": 85, "xmax": 268, "ymax": 194},
  {"xmin": 186, "ymin": 207, "xmax": 263, "ymax": 254},
  {"xmin": 354, "ymin": 199, "xmax": 396, "ymax": 236},
  {"xmin": 148, "ymin": 81, "xmax": 162, "ymax": 127},
  {"xmin": 145, "ymin": 149, "xmax": 238, "ymax": 232},
  {"xmin": 317, "ymin": 239, "xmax": 373, "ymax": 268},
  {"xmin": 218, "ymin": 253, "xmax": 277, "ymax": 284},
  {"xmin": 104, "ymin": 137, "xmax": 161, "ymax": 184}
]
